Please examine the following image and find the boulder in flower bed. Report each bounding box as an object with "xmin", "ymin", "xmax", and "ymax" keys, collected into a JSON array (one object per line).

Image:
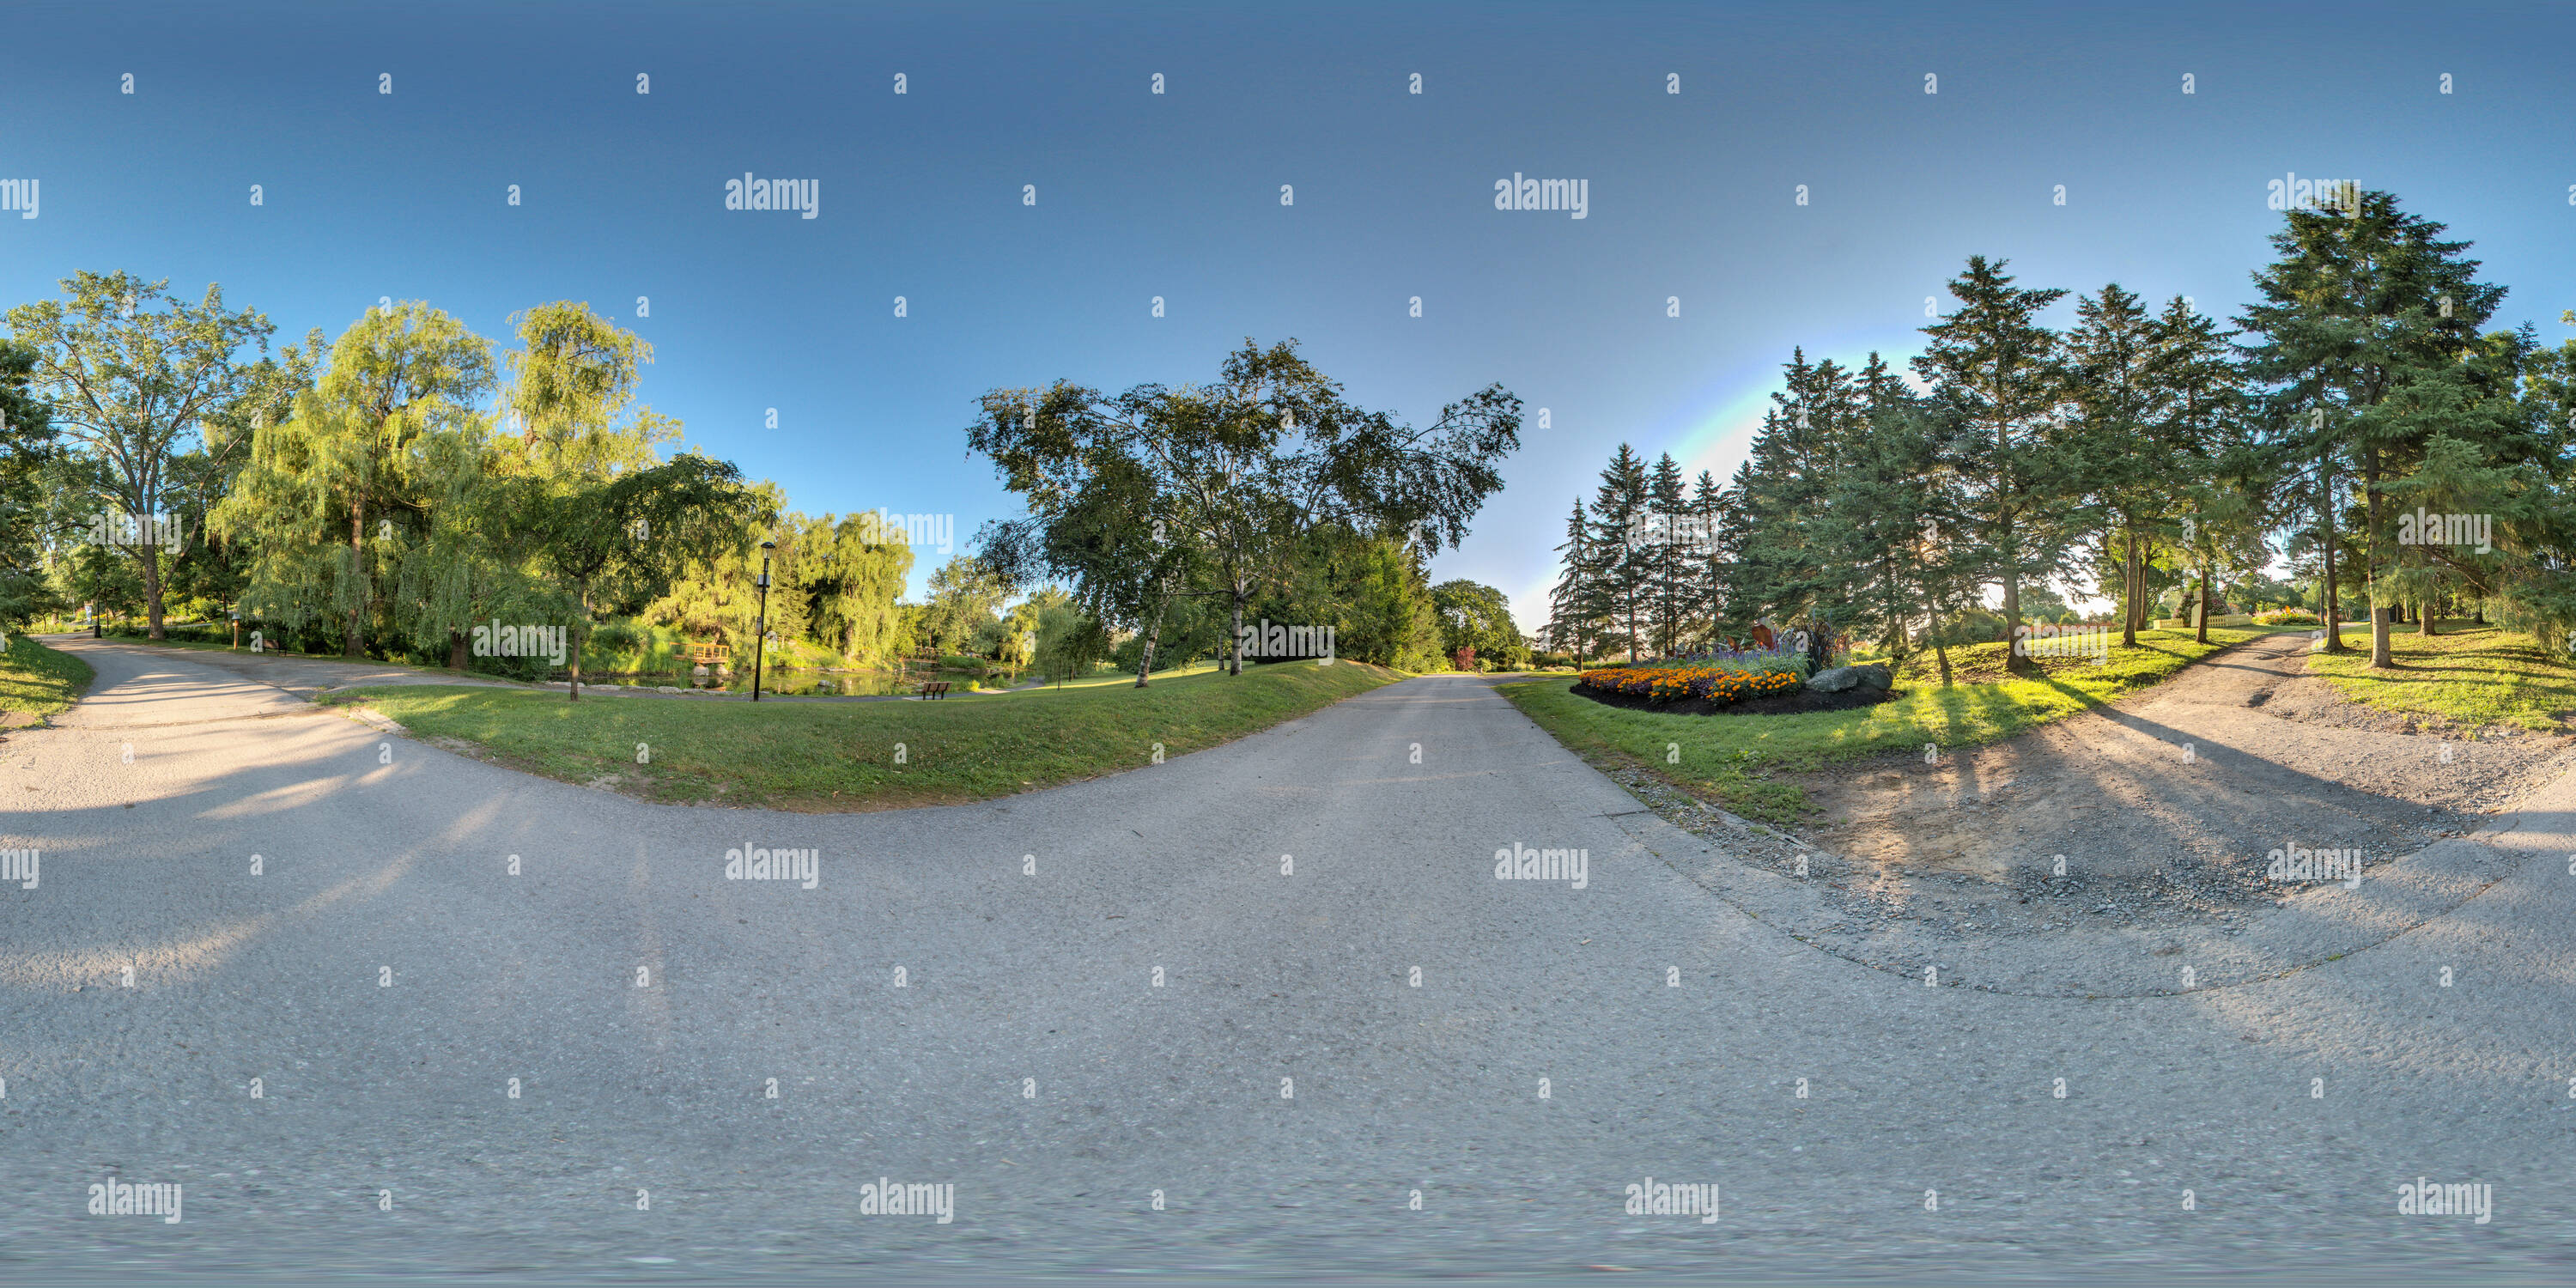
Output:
[{"xmin": 1807, "ymin": 663, "xmax": 1893, "ymax": 693}]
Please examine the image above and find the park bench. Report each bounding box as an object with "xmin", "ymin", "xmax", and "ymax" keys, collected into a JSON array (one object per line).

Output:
[{"xmin": 917, "ymin": 680, "xmax": 952, "ymax": 700}]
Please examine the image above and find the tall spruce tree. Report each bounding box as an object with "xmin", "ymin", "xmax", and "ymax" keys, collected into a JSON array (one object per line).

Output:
[
  {"xmin": 2064, "ymin": 284, "xmax": 2166, "ymax": 647},
  {"xmin": 2239, "ymin": 191, "xmax": 2506, "ymax": 666},
  {"xmin": 1546, "ymin": 497, "xmax": 1604, "ymax": 661},
  {"xmin": 1912, "ymin": 257, "xmax": 2074, "ymax": 673},
  {"xmin": 1645, "ymin": 451, "xmax": 1692, "ymax": 656},
  {"xmin": 1725, "ymin": 350, "xmax": 1863, "ymax": 635},
  {"xmin": 1691, "ymin": 468, "xmax": 1724, "ymax": 650},
  {"xmin": 1584, "ymin": 444, "xmax": 1653, "ymax": 660}
]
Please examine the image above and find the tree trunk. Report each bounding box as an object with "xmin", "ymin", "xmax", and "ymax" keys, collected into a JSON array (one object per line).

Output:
[
  {"xmin": 568, "ymin": 577, "xmax": 586, "ymax": 701},
  {"xmin": 2194, "ymin": 567, "xmax": 2210, "ymax": 645},
  {"xmin": 1134, "ymin": 612, "xmax": 1161, "ymax": 687},
  {"xmin": 448, "ymin": 629, "xmax": 468, "ymax": 670},
  {"xmin": 1229, "ymin": 578, "xmax": 1244, "ymax": 677},
  {"xmin": 139, "ymin": 542, "xmax": 167, "ymax": 640},
  {"xmin": 2002, "ymin": 567, "xmax": 2032, "ymax": 675},
  {"xmin": 2364, "ymin": 450, "xmax": 2392, "ymax": 668},
  {"xmin": 1996, "ymin": 386, "xmax": 2033, "ymax": 677},
  {"xmin": 346, "ymin": 497, "xmax": 367, "ymax": 658},
  {"xmin": 1996, "ymin": 500, "xmax": 2032, "ymax": 675},
  {"xmin": 2121, "ymin": 526, "xmax": 2140, "ymax": 647},
  {"xmin": 1920, "ymin": 594, "xmax": 1954, "ymax": 688},
  {"xmin": 2320, "ymin": 464, "xmax": 2346, "ymax": 653}
]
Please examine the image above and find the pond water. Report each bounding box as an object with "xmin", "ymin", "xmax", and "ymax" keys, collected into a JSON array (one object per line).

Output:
[{"xmin": 732, "ymin": 669, "xmax": 920, "ymax": 696}]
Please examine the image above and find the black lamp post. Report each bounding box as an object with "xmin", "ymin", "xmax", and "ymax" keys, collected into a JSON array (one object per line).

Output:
[
  {"xmin": 229, "ymin": 605, "xmax": 240, "ymax": 650},
  {"xmin": 751, "ymin": 540, "xmax": 776, "ymax": 702}
]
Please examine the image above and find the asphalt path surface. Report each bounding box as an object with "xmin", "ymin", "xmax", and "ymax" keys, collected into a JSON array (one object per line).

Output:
[{"xmin": 3, "ymin": 637, "xmax": 2570, "ymax": 1285}]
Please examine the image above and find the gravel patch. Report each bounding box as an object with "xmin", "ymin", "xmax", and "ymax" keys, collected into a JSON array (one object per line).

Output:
[{"xmin": 1593, "ymin": 633, "xmax": 2575, "ymax": 995}]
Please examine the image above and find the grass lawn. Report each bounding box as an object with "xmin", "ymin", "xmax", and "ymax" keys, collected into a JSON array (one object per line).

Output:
[
  {"xmin": 1, "ymin": 635, "xmax": 94, "ymax": 720},
  {"xmin": 328, "ymin": 659, "xmax": 1398, "ymax": 810},
  {"xmin": 1498, "ymin": 626, "xmax": 2293, "ymax": 823},
  {"xmin": 2303, "ymin": 621, "xmax": 2576, "ymax": 733}
]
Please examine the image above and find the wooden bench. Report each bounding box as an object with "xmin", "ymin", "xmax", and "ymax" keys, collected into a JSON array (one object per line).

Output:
[{"xmin": 917, "ymin": 681, "xmax": 951, "ymax": 700}]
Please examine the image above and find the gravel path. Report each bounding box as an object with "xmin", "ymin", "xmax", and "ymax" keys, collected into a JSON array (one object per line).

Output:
[
  {"xmin": 1, "ymin": 641, "xmax": 2569, "ymax": 1284},
  {"xmin": 46, "ymin": 639, "xmax": 530, "ymax": 702},
  {"xmin": 1574, "ymin": 634, "xmax": 2576, "ymax": 998}
]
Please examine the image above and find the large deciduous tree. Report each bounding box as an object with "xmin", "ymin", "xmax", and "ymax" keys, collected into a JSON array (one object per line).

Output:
[
  {"xmin": 969, "ymin": 338, "xmax": 1520, "ymax": 681},
  {"xmin": 529, "ymin": 453, "xmax": 764, "ymax": 700},
  {"xmin": 1431, "ymin": 578, "xmax": 1528, "ymax": 670},
  {"xmin": 492, "ymin": 303, "xmax": 756, "ymax": 699},
  {"xmin": 9, "ymin": 272, "xmax": 275, "ymax": 637}
]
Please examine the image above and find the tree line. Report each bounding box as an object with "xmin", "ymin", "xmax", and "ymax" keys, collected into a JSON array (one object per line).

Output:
[
  {"xmin": 0, "ymin": 275, "xmax": 927, "ymax": 696},
  {"xmin": 0, "ymin": 282, "xmax": 1538, "ymax": 689},
  {"xmin": 1547, "ymin": 191, "xmax": 2576, "ymax": 680}
]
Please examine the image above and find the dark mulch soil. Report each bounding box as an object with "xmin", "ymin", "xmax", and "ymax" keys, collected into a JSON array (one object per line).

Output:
[{"xmin": 1572, "ymin": 681, "xmax": 1903, "ymax": 717}]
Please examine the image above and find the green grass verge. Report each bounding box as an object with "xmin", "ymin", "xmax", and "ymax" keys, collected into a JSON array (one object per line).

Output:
[
  {"xmin": 1498, "ymin": 626, "xmax": 2292, "ymax": 823},
  {"xmin": 2, "ymin": 635, "xmax": 94, "ymax": 719},
  {"xmin": 2302, "ymin": 622, "xmax": 2576, "ymax": 732},
  {"xmin": 329, "ymin": 659, "xmax": 1397, "ymax": 810}
]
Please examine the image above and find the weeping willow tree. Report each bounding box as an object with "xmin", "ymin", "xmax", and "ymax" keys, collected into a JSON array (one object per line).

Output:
[
  {"xmin": 644, "ymin": 481, "xmax": 798, "ymax": 651},
  {"xmin": 211, "ymin": 303, "xmax": 493, "ymax": 654},
  {"xmin": 393, "ymin": 420, "xmax": 554, "ymax": 669},
  {"xmin": 804, "ymin": 510, "xmax": 914, "ymax": 665}
]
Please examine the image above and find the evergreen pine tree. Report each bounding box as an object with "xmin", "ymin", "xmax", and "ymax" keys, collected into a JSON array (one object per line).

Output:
[
  {"xmin": 2239, "ymin": 191, "xmax": 2506, "ymax": 665},
  {"xmin": 1912, "ymin": 257, "xmax": 2075, "ymax": 673},
  {"xmin": 1584, "ymin": 444, "xmax": 1653, "ymax": 660}
]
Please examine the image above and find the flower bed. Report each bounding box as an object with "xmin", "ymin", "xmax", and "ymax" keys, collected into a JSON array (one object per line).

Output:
[
  {"xmin": 1577, "ymin": 663, "xmax": 1805, "ymax": 707},
  {"xmin": 1586, "ymin": 644, "xmax": 1813, "ymax": 672}
]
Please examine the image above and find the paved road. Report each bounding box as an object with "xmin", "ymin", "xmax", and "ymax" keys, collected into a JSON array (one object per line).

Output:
[{"xmin": 2, "ymin": 637, "xmax": 2570, "ymax": 1284}]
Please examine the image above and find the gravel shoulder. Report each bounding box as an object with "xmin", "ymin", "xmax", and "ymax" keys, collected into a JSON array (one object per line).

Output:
[
  {"xmin": 42, "ymin": 635, "xmax": 527, "ymax": 701},
  {"xmin": 1585, "ymin": 632, "xmax": 2576, "ymax": 994}
]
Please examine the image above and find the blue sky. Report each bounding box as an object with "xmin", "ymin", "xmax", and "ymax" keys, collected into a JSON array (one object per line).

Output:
[{"xmin": 3, "ymin": 1, "xmax": 2572, "ymax": 627}]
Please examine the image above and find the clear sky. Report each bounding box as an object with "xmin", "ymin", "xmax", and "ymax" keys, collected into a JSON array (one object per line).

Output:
[{"xmin": 4, "ymin": 1, "xmax": 2571, "ymax": 626}]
